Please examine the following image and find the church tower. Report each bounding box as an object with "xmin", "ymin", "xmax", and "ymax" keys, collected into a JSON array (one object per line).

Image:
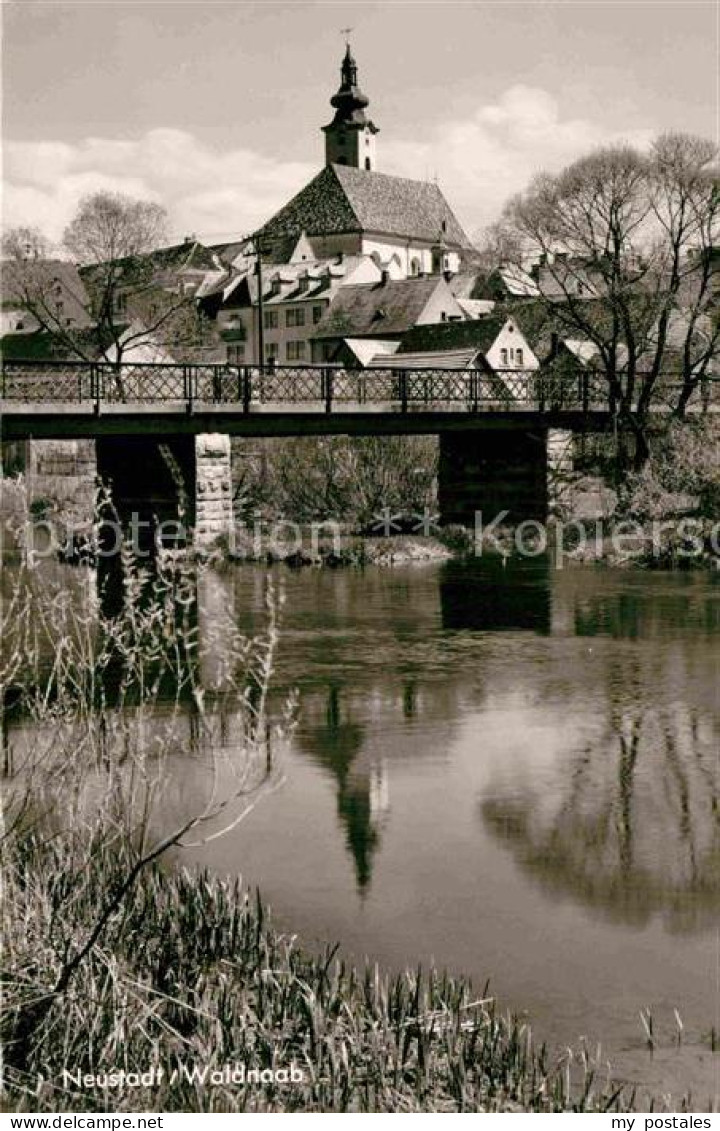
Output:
[{"xmin": 322, "ymin": 44, "xmax": 379, "ymax": 171}]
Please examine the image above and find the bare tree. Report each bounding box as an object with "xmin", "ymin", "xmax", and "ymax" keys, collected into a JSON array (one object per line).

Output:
[
  {"xmin": 498, "ymin": 134, "xmax": 719, "ymax": 466},
  {"xmin": 3, "ymin": 192, "xmax": 218, "ymax": 366}
]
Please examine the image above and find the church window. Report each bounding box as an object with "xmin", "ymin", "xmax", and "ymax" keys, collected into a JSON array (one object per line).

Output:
[
  {"xmin": 410, "ymin": 257, "xmax": 421, "ymax": 276},
  {"xmin": 365, "ymin": 157, "xmax": 371, "ymax": 170}
]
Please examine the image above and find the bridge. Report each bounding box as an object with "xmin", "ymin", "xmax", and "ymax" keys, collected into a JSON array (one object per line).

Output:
[{"xmin": 1, "ymin": 360, "xmax": 716, "ymax": 536}]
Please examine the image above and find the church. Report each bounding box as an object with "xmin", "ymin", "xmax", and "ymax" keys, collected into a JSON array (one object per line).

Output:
[
  {"xmin": 210, "ymin": 45, "xmax": 476, "ymax": 365},
  {"xmin": 254, "ymin": 44, "xmax": 475, "ymax": 278}
]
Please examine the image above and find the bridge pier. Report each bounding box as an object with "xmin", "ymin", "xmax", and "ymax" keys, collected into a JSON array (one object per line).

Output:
[
  {"xmin": 438, "ymin": 427, "xmax": 574, "ymax": 526},
  {"xmin": 95, "ymin": 433, "xmax": 233, "ymax": 549},
  {"xmin": 195, "ymin": 434, "xmax": 233, "ymax": 547}
]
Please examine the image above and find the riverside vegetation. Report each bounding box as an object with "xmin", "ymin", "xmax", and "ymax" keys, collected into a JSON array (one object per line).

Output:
[{"xmin": 0, "ymin": 523, "xmax": 693, "ymax": 1114}]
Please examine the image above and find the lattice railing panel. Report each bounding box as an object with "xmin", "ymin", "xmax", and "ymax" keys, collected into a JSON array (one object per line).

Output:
[
  {"xmin": 1, "ymin": 364, "xmax": 94, "ymax": 402},
  {"xmin": 2, "ymin": 361, "xmax": 717, "ymax": 414}
]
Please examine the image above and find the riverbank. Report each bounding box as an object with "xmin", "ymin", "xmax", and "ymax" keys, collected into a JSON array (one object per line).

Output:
[{"xmin": 3, "ymin": 834, "xmax": 665, "ymax": 1115}]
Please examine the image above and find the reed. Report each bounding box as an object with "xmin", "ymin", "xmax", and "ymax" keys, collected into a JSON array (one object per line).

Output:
[{"xmin": 3, "ymin": 838, "xmax": 653, "ymax": 1114}]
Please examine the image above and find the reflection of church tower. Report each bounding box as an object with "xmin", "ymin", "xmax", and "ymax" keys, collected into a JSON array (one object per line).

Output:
[
  {"xmin": 322, "ymin": 44, "xmax": 379, "ymax": 170},
  {"xmin": 298, "ymin": 684, "xmax": 389, "ymax": 891}
]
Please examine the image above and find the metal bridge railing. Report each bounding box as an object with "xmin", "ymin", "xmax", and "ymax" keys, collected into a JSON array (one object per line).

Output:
[{"xmin": 0, "ymin": 360, "xmax": 716, "ymax": 414}]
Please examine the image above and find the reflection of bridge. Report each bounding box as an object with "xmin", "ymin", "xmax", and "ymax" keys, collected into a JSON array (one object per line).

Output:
[{"xmin": 2, "ymin": 361, "xmax": 717, "ymax": 535}]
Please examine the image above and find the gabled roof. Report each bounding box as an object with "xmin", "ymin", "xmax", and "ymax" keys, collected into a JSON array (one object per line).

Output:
[
  {"xmin": 472, "ymin": 265, "xmax": 539, "ymax": 301},
  {"xmin": 457, "ymin": 298, "xmax": 496, "ymax": 319},
  {"xmin": 312, "ymin": 276, "xmax": 449, "ymax": 338},
  {"xmin": 256, "ymin": 164, "xmax": 473, "ymax": 253},
  {"xmin": 344, "ymin": 338, "xmax": 401, "ymax": 367},
  {"xmin": 209, "ymin": 240, "xmax": 253, "ymax": 267},
  {"xmin": 399, "ymin": 314, "xmax": 512, "ymax": 354},
  {"xmin": 2, "ymin": 259, "xmax": 94, "ymax": 327},
  {"xmin": 80, "ymin": 240, "xmax": 221, "ymax": 295}
]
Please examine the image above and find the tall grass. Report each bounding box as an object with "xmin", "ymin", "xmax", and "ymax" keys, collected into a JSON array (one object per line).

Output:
[{"xmin": 3, "ymin": 839, "xmax": 648, "ymax": 1114}]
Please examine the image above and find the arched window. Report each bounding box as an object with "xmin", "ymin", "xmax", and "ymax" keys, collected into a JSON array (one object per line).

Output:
[
  {"xmin": 364, "ymin": 157, "xmax": 371, "ymax": 170},
  {"xmin": 410, "ymin": 257, "xmax": 421, "ymax": 276}
]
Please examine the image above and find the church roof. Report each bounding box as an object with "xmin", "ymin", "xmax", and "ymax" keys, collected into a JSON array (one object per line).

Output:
[{"xmin": 256, "ymin": 164, "xmax": 473, "ymax": 254}]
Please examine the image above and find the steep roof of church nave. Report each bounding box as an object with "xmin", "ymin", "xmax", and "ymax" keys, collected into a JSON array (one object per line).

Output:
[{"xmin": 255, "ymin": 164, "xmax": 473, "ymax": 251}]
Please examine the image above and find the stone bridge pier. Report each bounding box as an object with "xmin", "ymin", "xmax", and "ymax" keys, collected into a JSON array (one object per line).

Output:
[
  {"xmin": 438, "ymin": 427, "xmax": 573, "ymax": 526},
  {"xmin": 95, "ymin": 433, "xmax": 233, "ymax": 549}
]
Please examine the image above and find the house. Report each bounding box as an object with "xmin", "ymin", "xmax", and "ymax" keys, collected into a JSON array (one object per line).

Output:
[
  {"xmin": 1, "ymin": 259, "xmax": 95, "ymax": 336},
  {"xmin": 533, "ymin": 253, "xmax": 606, "ymax": 301},
  {"xmin": 472, "ymin": 264, "xmax": 540, "ymax": 303},
  {"xmin": 79, "ymin": 238, "xmax": 225, "ymax": 324},
  {"xmin": 252, "ymin": 47, "xmax": 474, "ymax": 279},
  {"xmin": 397, "ymin": 314, "xmax": 539, "ymax": 372},
  {"xmin": 311, "ymin": 274, "xmax": 466, "ymax": 363},
  {"xmin": 211, "ymin": 254, "xmax": 382, "ymax": 365}
]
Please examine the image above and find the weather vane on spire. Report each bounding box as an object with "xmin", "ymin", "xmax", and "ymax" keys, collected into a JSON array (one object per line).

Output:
[{"xmin": 340, "ymin": 27, "xmax": 353, "ymax": 46}]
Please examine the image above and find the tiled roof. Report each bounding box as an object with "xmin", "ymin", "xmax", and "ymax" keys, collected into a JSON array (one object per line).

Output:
[
  {"xmin": 256, "ymin": 164, "xmax": 473, "ymax": 252},
  {"xmin": 80, "ymin": 240, "xmax": 221, "ymax": 295},
  {"xmin": 399, "ymin": 315, "xmax": 510, "ymax": 354},
  {"xmin": 367, "ymin": 347, "xmax": 480, "ymax": 370},
  {"xmin": 312, "ymin": 277, "xmax": 446, "ymax": 338}
]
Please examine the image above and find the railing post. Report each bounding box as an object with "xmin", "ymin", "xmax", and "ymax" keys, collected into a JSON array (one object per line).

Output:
[
  {"xmin": 400, "ymin": 370, "xmax": 408, "ymax": 414},
  {"xmin": 243, "ymin": 367, "xmax": 252, "ymax": 413},
  {"xmin": 581, "ymin": 371, "xmax": 589, "ymax": 415},
  {"xmin": 324, "ymin": 367, "xmax": 333, "ymax": 414},
  {"xmin": 212, "ymin": 366, "xmax": 222, "ymax": 404},
  {"xmin": 95, "ymin": 364, "xmax": 102, "ymax": 414}
]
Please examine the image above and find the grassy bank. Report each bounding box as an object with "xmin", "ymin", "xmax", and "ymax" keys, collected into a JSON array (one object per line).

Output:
[{"xmin": 2, "ymin": 834, "xmax": 656, "ymax": 1115}]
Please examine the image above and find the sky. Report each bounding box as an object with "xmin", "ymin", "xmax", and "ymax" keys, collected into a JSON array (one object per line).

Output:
[{"xmin": 2, "ymin": 0, "xmax": 718, "ymax": 248}]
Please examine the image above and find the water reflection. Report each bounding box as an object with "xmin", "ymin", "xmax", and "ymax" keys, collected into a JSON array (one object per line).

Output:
[
  {"xmin": 440, "ymin": 556, "xmax": 551, "ymax": 634},
  {"xmin": 296, "ymin": 684, "xmax": 389, "ymax": 890}
]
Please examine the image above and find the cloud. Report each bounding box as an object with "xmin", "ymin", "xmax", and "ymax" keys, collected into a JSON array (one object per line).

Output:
[
  {"xmin": 383, "ymin": 85, "xmax": 655, "ymax": 239},
  {"xmin": 2, "ymin": 86, "xmax": 654, "ymax": 247}
]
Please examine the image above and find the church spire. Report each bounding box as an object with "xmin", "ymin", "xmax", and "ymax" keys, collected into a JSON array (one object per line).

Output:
[{"xmin": 322, "ymin": 42, "xmax": 379, "ymax": 171}]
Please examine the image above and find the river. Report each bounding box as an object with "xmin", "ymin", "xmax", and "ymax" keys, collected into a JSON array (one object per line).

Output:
[
  {"xmin": 5, "ymin": 554, "xmax": 720, "ymax": 1101},
  {"xmin": 158, "ymin": 555, "xmax": 718, "ymax": 1102}
]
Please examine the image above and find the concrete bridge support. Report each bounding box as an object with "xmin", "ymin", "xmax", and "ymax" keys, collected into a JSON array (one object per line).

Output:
[{"xmin": 438, "ymin": 427, "xmax": 574, "ymax": 525}]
